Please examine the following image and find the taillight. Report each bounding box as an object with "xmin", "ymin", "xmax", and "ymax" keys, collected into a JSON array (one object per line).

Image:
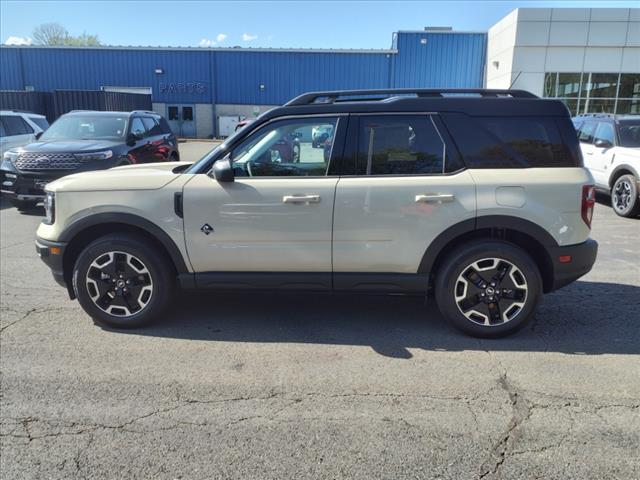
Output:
[{"xmin": 581, "ymin": 185, "xmax": 595, "ymax": 228}]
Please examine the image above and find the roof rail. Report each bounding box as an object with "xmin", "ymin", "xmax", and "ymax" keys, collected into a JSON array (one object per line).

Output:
[{"xmin": 285, "ymin": 88, "xmax": 537, "ymax": 106}]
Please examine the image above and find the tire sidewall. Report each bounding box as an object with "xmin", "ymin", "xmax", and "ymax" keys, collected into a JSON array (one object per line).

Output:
[
  {"xmin": 612, "ymin": 175, "xmax": 639, "ymax": 218},
  {"xmin": 435, "ymin": 241, "xmax": 542, "ymax": 338},
  {"xmin": 73, "ymin": 235, "xmax": 173, "ymax": 328}
]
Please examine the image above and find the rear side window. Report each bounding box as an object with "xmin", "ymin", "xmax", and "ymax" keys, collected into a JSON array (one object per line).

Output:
[
  {"xmin": 1, "ymin": 115, "xmax": 33, "ymax": 135},
  {"xmin": 130, "ymin": 117, "xmax": 147, "ymax": 137},
  {"xmin": 158, "ymin": 117, "xmax": 173, "ymax": 134},
  {"xmin": 442, "ymin": 114, "xmax": 579, "ymax": 168},
  {"xmin": 356, "ymin": 115, "xmax": 448, "ymax": 175},
  {"xmin": 28, "ymin": 116, "xmax": 49, "ymax": 131},
  {"xmin": 142, "ymin": 117, "xmax": 163, "ymax": 136}
]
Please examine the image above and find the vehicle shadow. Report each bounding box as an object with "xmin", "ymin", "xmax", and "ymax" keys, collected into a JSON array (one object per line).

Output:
[
  {"xmin": 595, "ymin": 191, "xmax": 612, "ymax": 207},
  {"xmin": 106, "ymin": 280, "xmax": 640, "ymax": 358},
  {"xmin": 0, "ymin": 196, "xmax": 44, "ymax": 214}
]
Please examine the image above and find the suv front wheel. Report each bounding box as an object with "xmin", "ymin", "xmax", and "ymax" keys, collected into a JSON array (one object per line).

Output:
[
  {"xmin": 72, "ymin": 234, "xmax": 174, "ymax": 328},
  {"xmin": 435, "ymin": 241, "xmax": 542, "ymax": 338}
]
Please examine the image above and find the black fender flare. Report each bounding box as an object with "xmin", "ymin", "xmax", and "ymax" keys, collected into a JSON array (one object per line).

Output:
[
  {"xmin": 59, "ymin": 212, "xmax": 189, "ymax": 273},
  {"xmin": 609, "ymin": 164, "xmax": 639, "ymax": 188},
  {"xmin": 418, "ymin": 215, "xmax": 559, "ymax": 274}
]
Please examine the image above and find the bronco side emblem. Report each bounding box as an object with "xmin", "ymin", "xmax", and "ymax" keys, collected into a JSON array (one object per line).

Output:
[{"xmin": 200, "ymin": 224, "xmax": 214, "ymax": 235}]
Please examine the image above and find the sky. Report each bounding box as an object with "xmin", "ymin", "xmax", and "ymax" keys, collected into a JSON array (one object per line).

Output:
[{"xmin": 1, "ymin": 0, "xmax": 638, "ymax": 49}]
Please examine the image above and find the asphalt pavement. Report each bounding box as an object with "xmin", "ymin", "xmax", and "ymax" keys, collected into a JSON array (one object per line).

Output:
[{"xmin": 1, "ymin": 147, "xmax": 639, "ymax": 479}]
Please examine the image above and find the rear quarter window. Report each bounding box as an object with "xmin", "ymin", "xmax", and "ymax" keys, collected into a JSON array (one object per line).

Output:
[{"xmin": 441, "ymin": 113, "xmax": 580, "ymax": 168}]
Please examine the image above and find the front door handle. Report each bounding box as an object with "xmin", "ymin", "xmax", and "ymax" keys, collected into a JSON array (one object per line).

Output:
[
  {"xmin": 415, "ymin": 194, "xmax": 455, "ymax": 204},
  {"xmin": 283, "ymin": 194, "xmax": 321, "ymax": 204}
]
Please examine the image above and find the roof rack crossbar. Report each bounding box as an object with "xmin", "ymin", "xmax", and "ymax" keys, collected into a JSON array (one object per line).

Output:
[{"xmin": 285, "ymin": 88, "xmax": 537, "ymax": 106}]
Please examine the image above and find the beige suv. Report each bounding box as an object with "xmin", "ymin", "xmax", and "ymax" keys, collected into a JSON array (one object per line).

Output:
[{"xmin": 35, "ymin": 89, "xmax": 598, "ymax": 337}]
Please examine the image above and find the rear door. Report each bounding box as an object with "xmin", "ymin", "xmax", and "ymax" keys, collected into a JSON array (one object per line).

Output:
[
  {"xmin": 578, "ymin": 121, "xmax": 598, "ymax": 175},
  {"xmin": 590, "ymin": 121, "xmax": 616, "ymax": 188},
  {"xmin": 332, "ymin": 114, "xmax": 476, "ymax": 290}
]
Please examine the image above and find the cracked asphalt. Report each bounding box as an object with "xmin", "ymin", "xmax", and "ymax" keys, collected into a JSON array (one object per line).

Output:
[{"xmin": 1, "ymin": 153, "xmax": 639, "ymax": 478}]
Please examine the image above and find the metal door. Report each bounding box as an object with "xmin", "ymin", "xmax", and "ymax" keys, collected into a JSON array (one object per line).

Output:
[{"xmin": 167, "ymin": 105, "xmax": 196, "ymax": 138}]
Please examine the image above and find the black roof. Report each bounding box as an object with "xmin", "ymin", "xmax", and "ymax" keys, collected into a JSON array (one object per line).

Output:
[{"xmin": 260, "ymin": 88, "xmax": 570, "ymax": 121}]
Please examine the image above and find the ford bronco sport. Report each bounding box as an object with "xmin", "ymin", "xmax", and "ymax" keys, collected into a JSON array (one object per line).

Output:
[
  {"xmin": 572, "ymin": 114, "xmax": 640, "ymax": 218},
  {"xmin": 35, "ymin": 89, "xmax": 598, "ymax": 337}
]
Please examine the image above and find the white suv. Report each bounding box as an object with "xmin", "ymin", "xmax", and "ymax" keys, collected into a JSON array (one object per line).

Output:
[
  {"xmin": 0, "ymin": 110, "xmax": 49, "ymax": 157},
  {"xmin": 573, "ymin": 114, "xmax": 640, "ymax": 218},
  {"xmin": 35, "ymin": 89, "xmax": 598, "ymax": 338}
]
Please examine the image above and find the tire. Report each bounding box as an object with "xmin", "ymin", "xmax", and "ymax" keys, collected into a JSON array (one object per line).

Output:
[
  {"xmin": 611, "ymin": 174, "xmax": 640, "ymax": 218},
  {"xmin": 12, "ymin": 199, "xmax": 38, "ymax": 211},
  {"xmin": 72, "ymin": 234, "xmax": 174, "ymax": 328},
  {"xmin": 170, "ymin": 152, "xmax": 180, "ymax": 162},
  {"xmin": 435, "ymin": 240, "xmax": 542, "ymax": 338}
]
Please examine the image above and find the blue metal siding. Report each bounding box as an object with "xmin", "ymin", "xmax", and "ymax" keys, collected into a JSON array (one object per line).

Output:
[
  {"xmin": 215, "ymin": 51, "xmax": 391, "ymax": 105},
  {"xmin": 11, "ymin": 48, "xmax": 213, "ymax": 103},
  {"xmin": 1, "ymin": 32, "xmax": 487, "ymax": 107},
  {"xmin": 0, "ymin": 48, "xmax": 23, "ymax": 90},
  {"xmin": 392, "ymin": 32, "xmax": 486, "ymax": 88}
]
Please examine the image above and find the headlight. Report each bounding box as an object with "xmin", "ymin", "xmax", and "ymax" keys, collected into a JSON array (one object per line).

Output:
[
  {"xmin": 74, "ymin": 150, "xmax": 113, "ymax": 162},
  {"xmin": 3, "ymin": 151, "xmax": 19, "ymax": 163},
  {"xmin": 43, "ymin": 191, "xmax": 55, "ymax": 225}
]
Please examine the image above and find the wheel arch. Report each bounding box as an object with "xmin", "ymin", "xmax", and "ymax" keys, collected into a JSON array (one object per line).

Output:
[
  {"xmin": 609, "ymin": 164, "xmax": 639, "ymax": 189},
  {"xmin": 60, "ymin": 213, "xmax": 189, "ymax": 297},
  {"xmin": 419, "ymin": 216, "xmax": 558, "ymax": 294}
]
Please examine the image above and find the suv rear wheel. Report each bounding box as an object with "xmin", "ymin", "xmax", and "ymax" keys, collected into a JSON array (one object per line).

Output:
[
  {"xmin": 435, "ymin": 241, "xmax": 542, "ymax": 338},
  {"xmin": 72, "ymin": 234, "xmax": 174, "ymax": 328},
  {"xmin": 611, "ymin": 174, "xmax": 640, "ymax": 218}
]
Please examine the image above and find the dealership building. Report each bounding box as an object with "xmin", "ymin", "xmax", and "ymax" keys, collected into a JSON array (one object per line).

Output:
[{"xmin": 0, "ymin": 7, "xmax": 638, "ymax": 138}]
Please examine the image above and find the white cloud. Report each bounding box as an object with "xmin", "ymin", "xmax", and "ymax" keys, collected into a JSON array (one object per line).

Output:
[
  {"xmin": 4, "ymin": 36, "xmax": 32, "ymax": 45},
  {"xmin": 216, "ymin": 33, "xmax": 227, "ymax": 42},
  {"xmin": 242, "ymin": 33, "xmax": 258, "ymax": 41},
  {"xmin": 199, "ymin": 38, "xmax": 216, "ymax": 47}
]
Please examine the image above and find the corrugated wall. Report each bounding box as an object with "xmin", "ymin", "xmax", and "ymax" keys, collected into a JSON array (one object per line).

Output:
[
  {"xmin": 0, "ymin": 32, "xmax": 487, "ymax": 106},
  {"xmin": 214, "ymin": 51, "xmax": 391, "ymax": 105},
  {"xmin": 392, "ymin": 32, "xmax": 487, "ymax": 88}
]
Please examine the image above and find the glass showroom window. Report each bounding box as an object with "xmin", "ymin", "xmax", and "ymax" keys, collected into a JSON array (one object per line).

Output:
[{"xmin": 543, "ymin": 72, "xmax": 640, "ymax": 115}]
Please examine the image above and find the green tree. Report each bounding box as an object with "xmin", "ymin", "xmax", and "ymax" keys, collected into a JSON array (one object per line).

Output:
[{"xmin": 32, "ymin": 22, "xmax": 101, "ymax": 46}]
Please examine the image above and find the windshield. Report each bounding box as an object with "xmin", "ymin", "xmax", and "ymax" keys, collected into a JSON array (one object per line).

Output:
[
  {"xmin": 186, "ymin": 126, "xmax": 246, "ymax": 173},
  {"xmin": 618, "ymin": 120, "xmax": 640, "ymax": 148},
  {"xmin": 40, "ymin": 115, "xmax": 127, "ymax": 141}
]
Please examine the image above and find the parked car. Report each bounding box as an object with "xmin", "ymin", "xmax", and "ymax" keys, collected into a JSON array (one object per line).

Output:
[
  {"xmin": 572, "ymin": 114, "xmax": 640, "ymax": 218},
  {"xmin": 35, "ymin": 88, "xmax": 597, "ymax": 338},
  {"xmin": 0, "ymin": 110, "xmax": 49, "ymax": 158},
  {"xmin": 1, "ymin": 110, "xmax": 178, "ymax": 210}
]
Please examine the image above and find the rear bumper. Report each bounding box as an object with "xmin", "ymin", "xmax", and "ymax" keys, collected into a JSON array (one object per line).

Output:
[{"xmin": 549, "ymin": 239, "xmax": 598, "ymax": 292}]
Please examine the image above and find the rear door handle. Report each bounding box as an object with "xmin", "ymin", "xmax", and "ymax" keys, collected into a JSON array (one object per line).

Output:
[
  {"xmin": 283, "ymin": 194, "xmax": 321, "ymax": 204},
  {"xmin": 415, "ymin": 194, "xmax": 455, "ymax": 203}
]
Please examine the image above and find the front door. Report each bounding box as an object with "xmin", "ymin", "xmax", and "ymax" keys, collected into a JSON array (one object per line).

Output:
[
  {"xmin": 167, "ymin": 105, "xmax": 196, "ymax": 138},
  {"xmin": 332, "ymin": 114, "xmax": 476, "ymax": 288},
  {"xmin": 590, "ymin": 121, "xmax": 616, "ymax": 188},
  {"xmin": 182, "ymin": 116, "xmax": 344, "ymax": 287}
]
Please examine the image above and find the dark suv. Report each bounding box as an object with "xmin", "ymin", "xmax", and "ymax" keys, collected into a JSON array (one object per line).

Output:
[{"xmin": 1, "ymin": 110, "xmax": 179, "ymax": 210}]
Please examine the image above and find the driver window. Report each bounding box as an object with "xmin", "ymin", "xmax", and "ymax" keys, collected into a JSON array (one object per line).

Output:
[
  {"xmin": 230, "ymin": 117, "xmax": 338, "ymax": 177},
  {"xmin": 130, "ymin": 118, "xmax": 147, "ymax": 137},
  {"xmin": 594, "ymin": 122, "xmax": 615, "ymax": 146}
]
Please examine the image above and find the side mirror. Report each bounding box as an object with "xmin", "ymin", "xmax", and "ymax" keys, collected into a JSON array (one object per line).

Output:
[
  {"xmin": 594, "ymin": 138, "xmax": 612, "ymax": 149},
  {"xmin": 127, "ymin": 132, "xmax": 143, "ymax": 145},
  {"xmin": 35, "ymin": 131, "xmax": 43, "ymax": 140},
  {"xmin": 211, "ymin": 158, "xmax": 234, "ymax": 182}
]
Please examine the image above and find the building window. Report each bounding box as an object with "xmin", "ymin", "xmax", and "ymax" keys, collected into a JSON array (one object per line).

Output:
[{"xmin": 543, "ymin": 72, "xmax": 640, "ymax": 115}]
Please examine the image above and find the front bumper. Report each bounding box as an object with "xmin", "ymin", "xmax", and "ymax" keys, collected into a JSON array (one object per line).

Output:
[
  {"xmin": 1, "ymin": 164, "xmax": 62, "ymax": 200},
  {"xmin": 35, "ymin": 237, "xmax": 68, "ymax": 291},
  {"xmin": 549, "ymin": 238, "xmax": 598, "ymax": 292}
]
